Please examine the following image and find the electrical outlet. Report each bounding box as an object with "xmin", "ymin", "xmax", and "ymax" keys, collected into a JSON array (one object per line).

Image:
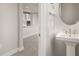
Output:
[{"xmin": 0, "ymin": 44, "xmax": 2, "ymax": 49}]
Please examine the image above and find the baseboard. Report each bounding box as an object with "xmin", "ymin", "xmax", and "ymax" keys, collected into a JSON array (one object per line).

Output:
[
  {"xmin": 2, "ymin": 48, "xmax": 18, "ymax": 56},
  {"xmin": 17, "ymin": 46, "xmax": 24, "ymax": 52},
  {"xmin": 23, "ymin": 32, "xmax": 38, "ymax": 38}
]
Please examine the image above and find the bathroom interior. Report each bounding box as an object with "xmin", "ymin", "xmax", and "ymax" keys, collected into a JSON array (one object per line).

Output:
[{"xmin": 0, "ymin": 3, "xmax": 79, "ymax": 56}]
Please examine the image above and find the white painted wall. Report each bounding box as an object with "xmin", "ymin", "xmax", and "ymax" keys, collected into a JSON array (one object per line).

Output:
[
  {"xmin": 46, "ymin": 13, "xmax": 54, "ymax": 56},
  {"xmin": 0, "ymin": 3, "xmax": 18, "ymax": 55},
  {"xmin": 54, "ymin": 4, "xmax": 79, "ymax": 56},
  {"xmin": 46, "ymin": 4, "xmax": 55, "ymax": 56}
]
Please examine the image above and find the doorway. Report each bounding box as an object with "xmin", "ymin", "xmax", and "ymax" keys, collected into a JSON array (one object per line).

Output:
[{"xmin": 13, "ymin": 3, "xmax": 40, "ymax": 56}]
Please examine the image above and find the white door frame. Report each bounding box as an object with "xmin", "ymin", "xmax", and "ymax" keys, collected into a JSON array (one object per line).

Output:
[
  {"xmin": 18, "ymin": 3, "xmax": 24, "ymax": 51},
  {"xmin": 38, "ymin": 3, "xmax": 49, "ymax": 56}
]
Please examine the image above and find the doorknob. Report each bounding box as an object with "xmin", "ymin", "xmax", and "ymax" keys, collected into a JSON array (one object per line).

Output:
[{"xmin": 39, "ymin": 34, "xmax": 40, "ymax": 36}]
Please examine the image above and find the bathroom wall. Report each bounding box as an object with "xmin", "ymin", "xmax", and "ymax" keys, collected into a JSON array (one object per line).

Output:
[
  {"xmin": 46, "ymin": 12, "xmax": 55, "ymax": 56},
  {"xmin": 22, "ymin": 3, "xmax": 39, "ymax": 38},
  {"xmin": 45, "ymin": 4, "xmax": 55, "ymax": 56},
  {"xmin": 54, "ymin": 4, "xmax": 79, "ymax": 56},
  {"xmin": 0, "ymin": 3, "xmax": 18, "ymax": 55}
]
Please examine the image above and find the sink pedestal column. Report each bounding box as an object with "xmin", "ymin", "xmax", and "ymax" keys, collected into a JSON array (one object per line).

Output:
[{"xmin": 65, "ymin": 42, "xmax": 77, "ymax": 56}]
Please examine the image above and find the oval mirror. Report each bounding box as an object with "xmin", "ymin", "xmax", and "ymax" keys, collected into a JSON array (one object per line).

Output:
[{"xmin": 59, "ymin": 3, "xmax": 79, "ymax": 25}]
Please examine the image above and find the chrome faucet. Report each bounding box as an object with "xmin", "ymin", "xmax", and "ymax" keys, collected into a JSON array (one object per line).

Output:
[
  {"xmin": 64, "ymin": 28, "xmax": 77, "ymax": 37},
  {"xmin": 63, "ymin": 29, "xmax": 67, "ymax": 34},
  {"xmin": 63, "ymin": 28, "xmax": 72, "ymax": 37},
  {"xmin": 68, "ymin": 28, "xmax": 71, "ymax": 37}
]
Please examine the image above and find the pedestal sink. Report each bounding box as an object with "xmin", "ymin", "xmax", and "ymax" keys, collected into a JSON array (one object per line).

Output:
[{"xmin": 56, "ymin": 33, "xmax": 79, "ymax": 56}]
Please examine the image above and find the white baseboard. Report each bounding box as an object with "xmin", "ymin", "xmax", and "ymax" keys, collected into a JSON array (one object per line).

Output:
[
  {"xmin": 2, "ymin": 48, "xmax": 18, "ymax": 56},
  {"xmin": 17, "ymin": 46, "xmax": 24, "ymax": 52},
  {"xmin": 23, "ymin": 32, "xmax": 38, "ymax": 38}
]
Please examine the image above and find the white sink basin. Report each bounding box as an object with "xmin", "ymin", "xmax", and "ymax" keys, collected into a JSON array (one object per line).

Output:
[
  {"xmin": 56, "ymin": 33, "xmax": 79, "ymax": 56},
  {"xmin": 56, "ymin": 33, "xmax": 79, "ymax": 43}
]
